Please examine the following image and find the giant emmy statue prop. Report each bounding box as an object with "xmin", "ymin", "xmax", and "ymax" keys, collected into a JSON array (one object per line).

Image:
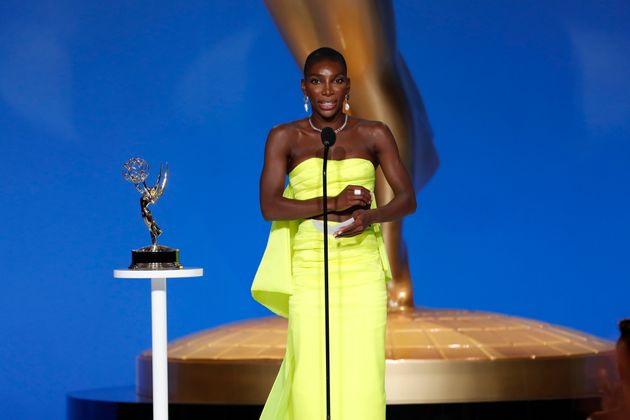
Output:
[
  {"xmin": 122, "ymin": 157, "xmax": 182, "ymax": 270},
  {"xmin": 134, "ymin": 0, "xmax": 614, "ymax": 411}
]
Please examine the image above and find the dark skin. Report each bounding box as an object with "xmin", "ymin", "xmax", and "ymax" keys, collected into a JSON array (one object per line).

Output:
[{"xmin": 259, "ymin": 58, "xmax": 416, "ymax": 237}]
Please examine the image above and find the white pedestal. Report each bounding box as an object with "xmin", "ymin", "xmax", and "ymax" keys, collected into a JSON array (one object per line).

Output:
[{"xmin": 114, "ymin": 268, "xmax": 203, "ymax": 420}]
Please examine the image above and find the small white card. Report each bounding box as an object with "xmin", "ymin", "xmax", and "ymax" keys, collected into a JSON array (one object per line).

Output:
[{"xmin": 311, "ymin": 217, "xmax": 355, "ymax": 237}]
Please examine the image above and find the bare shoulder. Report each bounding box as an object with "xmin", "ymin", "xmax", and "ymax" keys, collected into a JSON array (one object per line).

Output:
[
  {"xmin": 267, "ymin": 121, "xmax": 293, "ymax": 144},
  {"xmin": 266, "ymin": 119, "xmax": 307, "ymax": 150},
  {"xmin": 352, "ymin": 117, "xmax": 395, "ymax": 147}
]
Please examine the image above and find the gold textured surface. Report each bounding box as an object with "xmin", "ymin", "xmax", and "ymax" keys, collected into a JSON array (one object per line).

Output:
[{"xmin": 137, "ymin": 308, "xmax": 615, "ymax": 403}]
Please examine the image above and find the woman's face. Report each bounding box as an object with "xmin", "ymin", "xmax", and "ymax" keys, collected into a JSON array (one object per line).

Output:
[{"xmin": 302, "ymin": 59, "xmax": 350, "ymax": 118}]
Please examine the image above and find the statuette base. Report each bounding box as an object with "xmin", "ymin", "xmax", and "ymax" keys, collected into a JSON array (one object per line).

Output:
[{"xmin": 130, "ymin": 245, "xmax": 183, "ymax": 270}]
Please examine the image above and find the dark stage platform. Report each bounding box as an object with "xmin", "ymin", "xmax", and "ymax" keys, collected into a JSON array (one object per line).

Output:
[{"xmin": 67, "ymin": 386, "xmax": 601, "ymax": 420}]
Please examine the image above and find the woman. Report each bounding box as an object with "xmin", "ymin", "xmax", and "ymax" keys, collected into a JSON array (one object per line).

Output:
[{"xmin": 251, "ymin": 47, "xmax": 416, "ymax": 420}]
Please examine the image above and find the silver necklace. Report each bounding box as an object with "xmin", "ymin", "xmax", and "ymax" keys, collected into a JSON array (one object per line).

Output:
[{"xmin": 308, "ymin": 113, "xmax": 348, "ymax": 133}]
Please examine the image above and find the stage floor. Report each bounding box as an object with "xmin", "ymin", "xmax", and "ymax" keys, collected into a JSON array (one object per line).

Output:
[{"xmin": 67, "ymin": 386, "xmax": 601, "ymax": 420}]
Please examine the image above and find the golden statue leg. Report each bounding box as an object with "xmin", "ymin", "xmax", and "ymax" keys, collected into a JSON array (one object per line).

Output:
[{"xmin": 264, "ymin": 0, "xmax": 439, "ymax": 310}]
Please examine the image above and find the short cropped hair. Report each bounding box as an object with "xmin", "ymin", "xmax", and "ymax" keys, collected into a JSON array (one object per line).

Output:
[{"xmin": 303, "ymin": 47, "xmax": 347, "ymax": 77}]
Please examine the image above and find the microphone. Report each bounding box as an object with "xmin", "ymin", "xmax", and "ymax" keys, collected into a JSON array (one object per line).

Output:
[{"xmin": 321, "ymin": 127, "xmax": 336, "ymax": 147}]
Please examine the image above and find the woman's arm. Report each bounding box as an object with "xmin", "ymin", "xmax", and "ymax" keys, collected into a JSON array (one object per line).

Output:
[
  {"xmin": 369, "ymin": 122, "xmax": 417, "ymax": 223},
  {"xmin": 336, "ymin": 122, "xmax": 416, "ymax": 236},
  {"xmin": 259, "ymin": 125, "xmax": 371, "ymax": 221}
]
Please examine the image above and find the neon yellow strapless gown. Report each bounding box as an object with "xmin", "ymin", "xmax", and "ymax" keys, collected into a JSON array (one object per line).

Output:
[{"xmin": 251, "ymin": 157, "xmax": 392, "ymax": 420}]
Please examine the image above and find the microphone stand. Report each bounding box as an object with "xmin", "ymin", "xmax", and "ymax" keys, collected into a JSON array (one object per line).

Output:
[
  {"xmin": 322, "ymin": 143, "xmax": 331, "ymax": 420},
  {"xmin": 319, "ymin": 125, "xmax": 336, "ymax": 419}
]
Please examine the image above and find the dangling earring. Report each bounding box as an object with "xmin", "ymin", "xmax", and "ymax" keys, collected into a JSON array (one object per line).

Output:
[
  {"xmin": 304, "ymin": 95, "xmax": 310, "ymax": 113},
  {"xmin": 344, "ymin": 94, "xmax": 350, "ymax": 112}
]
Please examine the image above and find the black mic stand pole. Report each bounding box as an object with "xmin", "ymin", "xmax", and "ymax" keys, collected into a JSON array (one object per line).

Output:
[{"xmin": 322, "ymin": 143, "xmax": 331, "ymax": 420}]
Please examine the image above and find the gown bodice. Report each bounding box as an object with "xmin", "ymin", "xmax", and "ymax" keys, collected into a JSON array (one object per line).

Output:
[{"xmin": 288, "ymin": 157, "xmax": 376, "ymax": 200}]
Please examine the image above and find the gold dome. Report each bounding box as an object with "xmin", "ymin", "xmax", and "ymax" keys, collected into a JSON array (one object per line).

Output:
[{"xmin": 137, "ymin": 308, "xmax": 614, "ymax": 404}]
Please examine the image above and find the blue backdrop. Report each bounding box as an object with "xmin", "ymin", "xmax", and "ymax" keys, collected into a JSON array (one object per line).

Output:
[{"xmin": 1, "ymin": 1, "xmax": 629, "ymax": 419}]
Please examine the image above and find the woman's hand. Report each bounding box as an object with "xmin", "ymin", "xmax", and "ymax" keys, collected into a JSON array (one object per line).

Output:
[
  {"xmin": 334, "ymin": 209, "xmax": 375, "ymax": 238},
  {"xmin": 333, "ymin": 185, "xmax": 372, "ymax": 212}
]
